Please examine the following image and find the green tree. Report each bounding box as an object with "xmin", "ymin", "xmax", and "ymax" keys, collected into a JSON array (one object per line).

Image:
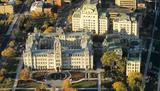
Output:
[
  {"xmin": 8, "ymin": 40, "xmax": 15, "ymax": 47},
  {"xmin": 116, "ymin": 59, "xmax": 126, "ymax": 74},
  {"xmin": 101, "ymin": 52, "xmax": 126, "ymax": 80},
  {"xmin": 101, "ymin": 52, "xmax": 121, "ymax": 66},
  {"xmin": 0, "ymin": 68, "xmax": 7, "ymax": 82},
  {"xmin": 42, "ymin": 21, "xmax": 49, "ymax": 29},
  {"xmin": 127, "ymin": 72, "xmax": 143, "ymax": 91},
  {"xmin": 112, "ymin": 81, "xmax": 127, "ymax": 91},
  {"xmin": 101, "ymin": 52, "xmax": 124, "ymax": 72}
]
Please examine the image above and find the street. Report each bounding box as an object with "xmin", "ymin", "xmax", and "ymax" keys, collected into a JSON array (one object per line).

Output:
[
  {"xmin": 12, "ymin": 58, "xmax": 23, "ymax": 91},
  {"xmin": 142, "ymin": 1, "xmax": 159, "ymax": 88}
]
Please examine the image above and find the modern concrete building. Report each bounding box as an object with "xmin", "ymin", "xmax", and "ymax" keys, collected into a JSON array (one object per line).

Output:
[
  {"xmin": 115, "ymin": 0, "xmax": 137, "ymax": 9},
  {"xmin": 113, "ymin": 13, "xmax": 139, "ymax": 40},
  {"xmin": 72, "ymin": 3, "xmax": 108, "ymax": 35},
  {"xmin": 23, "ymin": 28, "xmax": 93, "ymax": 71},
  {"xmin": 30, "ymin": 1, "xmax": 44, "ymax": 13},
  {"xmin": 0, "ymin": 4, "xmax": 14, "ymax": 14}
]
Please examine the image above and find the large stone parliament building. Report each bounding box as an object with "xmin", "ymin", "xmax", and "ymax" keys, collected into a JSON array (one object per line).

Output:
[{"xmin": 23, "ymin": 28, "xmax": 93, "ymax": 71}]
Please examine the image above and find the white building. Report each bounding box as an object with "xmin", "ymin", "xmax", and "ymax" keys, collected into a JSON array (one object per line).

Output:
[
  {"xmin": 113, "ymin": 13, "xmax": 139, "ymax": 40},
  {"xmin": 30, "ymin": 1, "xmax": 44, "ymax": 13},
  {"xmin": 126, "ymin": 48, "xmax": 141, "ymax": 76},
  {"xmin": 23, "ymin": 28, "xmax": 93, "ymax": 71},
  {"xmin": 72, "ymin": 3, "xmax": 108, "ymax": 35},
  {"xmin": 115, "ymin": 0, "xmax": 137, "ymax": 9}
]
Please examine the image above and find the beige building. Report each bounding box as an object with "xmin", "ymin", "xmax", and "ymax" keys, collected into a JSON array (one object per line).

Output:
[
  {"xmin": 115, "ymin": 0, "xmax": 137, "ymax": 9},
  {"xmin": 126, "ymin": 60, "xmax": 141, "ymax": 75},
  {"xmin": 126, "ymin": 51, "xmax": 141, "ymax": 76},
  {"xmin": 23, "ymin": 28, "xmax": 93, "ymax": 71},
  {"xmin": 0, "ymin": 4, "xmax": 14, "ymax": 14},
  {"xmin": 72, "ymin": 3, "xmax": 108, "ymax": 35},
  {"xmin": 113, "ymin": 13, "xmax": 139, "ymax": 40}
]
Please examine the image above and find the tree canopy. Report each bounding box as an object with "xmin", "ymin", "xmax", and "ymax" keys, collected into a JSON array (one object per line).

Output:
[
  {"xmin": 42, "ymin": 21, "xmax": 50, "ymax": 29},
  {"xmin": 19, "ymin": 68, "xmax": 29, "ymax": 80},
  {"xmin": 112, "ymin": 81, "xmax": 127, "ymax": 91},
  {"xmin": 8, "ymin": 40, "xmax": 15, "ymax": 47},
  {"xmin": 31, "ymin": 11, "xmax": 41, "ymax": 17},
  {"xmin": 0, "ymin": 68, "xmax": 7, "ymax": 82},
  {"xmin": 15, "ymin": 0, "xmax": 22, "ymax": 5},
  {"xmin": 43, "ymin": 27, "xmax": 55, "ymax": 34},
  {"xmin": 101, "ymin": 52, "xmax": 121, "ymax": 66},
  {"xmin": 64, "ymin": 88, "xmax": 77, "ymax": 91},
  {"xmin": 35, "ymin": 87, "xmax": 47, "ymax": 91},
  {"xmin": 1, "ymin": 47, "xmax": 15, "ymax": 58},
  {"xmin": 63, "ymin": 79, "xmax": 70, "ymax": 88},
  {"xmin": 101, "ymin": 52, "xmax": 125, "ymax": 73},
  {"xmin": 127, "ymin": 72, "xmax": 143, "ymax": 91}
]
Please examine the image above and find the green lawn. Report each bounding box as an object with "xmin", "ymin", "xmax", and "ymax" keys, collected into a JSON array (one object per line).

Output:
[
  {"xmin": 71, "ymin": 80, "xmax": 97, "ymax": 88},
  {"xmin": 17, "ymin": 80, "xmax": 48, "ymax": 88}
]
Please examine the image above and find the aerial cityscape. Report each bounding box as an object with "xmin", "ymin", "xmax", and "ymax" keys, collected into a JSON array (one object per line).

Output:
[{"xmin": 0, "ymin": 0, "xmax": 159, "ymax": 91}]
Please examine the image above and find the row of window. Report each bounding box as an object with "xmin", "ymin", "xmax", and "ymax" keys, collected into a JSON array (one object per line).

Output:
[
  {"xmin": 83, "ymin": 15, "xmax": 96, "ymax": 18},
  {"xmin": 127, "ymin": 67, "xmax": 140, "ymax": 70},
  {"xmin": 127, "ymin": 69, "xmax": 140, "ymax": 73},
  {"xmin": 127, "ymin": 63, "xmax": 140, "ymax": 66}
]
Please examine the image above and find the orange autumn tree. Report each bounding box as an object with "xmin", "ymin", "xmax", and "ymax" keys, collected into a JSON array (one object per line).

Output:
[
  {"xmin": 1, "ymin": 47, "xmax": 15, "ymax": 58},
  {"xmin": 43, "ymin": 27, "xmax": 55, "ymax": 34},
  {"xmin": 31, "ymin": 11, "xmax": 41, "ymax": 18},
  {"xmin": 19, "ymin": 68, "xmax": 29, "ymax": 80},
  {"xmin": 63, "ymin": 79, "xmax": 77, "ymax": 91},
  {"xmin": 63, "ymin": 79, "xmax": 70, "ymax": 88},
  {"xmin": 64, "ymin": 88, "xmax": 77, "ymax": 91},
  {"xmin": 35, "ymin": 87, "xmax": 47, "ymax": 91}
]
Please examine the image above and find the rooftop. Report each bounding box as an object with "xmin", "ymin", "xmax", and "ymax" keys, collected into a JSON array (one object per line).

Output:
[
  {"xmin": 113, "ymin": 13, "xmax": 137, "ymax": 22},
  {"xmin": 72, "ymin": 3, "xmax": 98, "ymax": 18},
  {"xmin": 99, "ymin": 12, "xmax": 107, "ymax": 19},
  {"xmin": 107, "ymin": 8, "xmax": 133, "ymax": 14},
  {"xmin": 81, "ymin": 4, "xmax": 98, "ymax": 14},
  {"xmin": 127, "ymin": 52, "xmax": 141, "ymax": 61}
]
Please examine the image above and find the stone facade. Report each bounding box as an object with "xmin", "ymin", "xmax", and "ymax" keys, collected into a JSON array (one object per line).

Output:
[{"xmin": 23, "ymin": 28, "xmax": 93, "ymax": 71}]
